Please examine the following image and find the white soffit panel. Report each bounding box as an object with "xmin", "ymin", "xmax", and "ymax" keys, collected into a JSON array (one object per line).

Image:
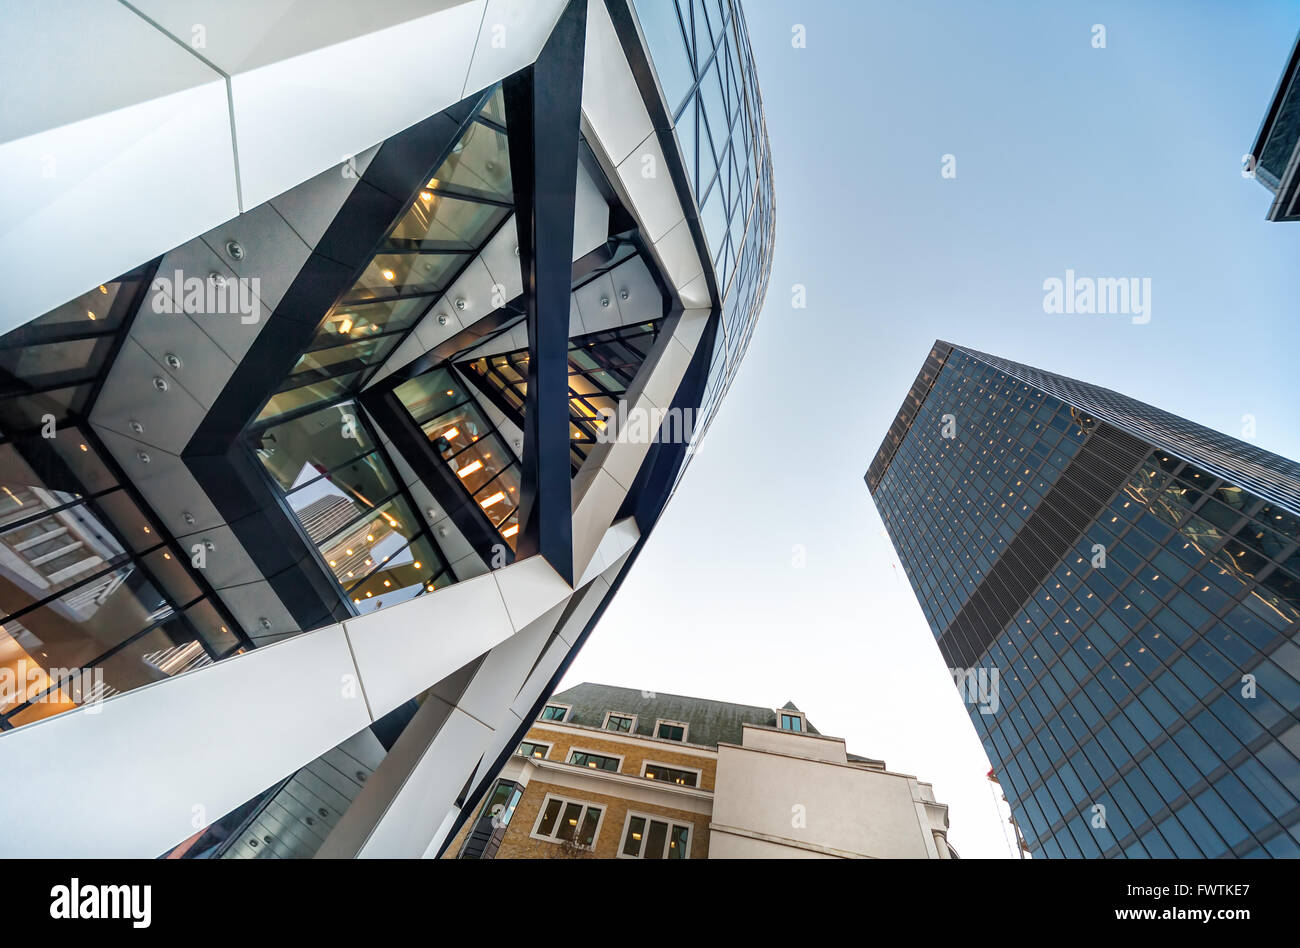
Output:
[
  {"xmin": 0, "ymin": 83, "xmax": 236, "ymax": 337},
  {"xmin": 462, "ymin": 0, "xmax": 570, "ymax": 100},
  {"xmin": 356, "ymin": 708, "xmax": 491, "ymax": 857},
  {"xmin": 343, "ymin": 556, "xmax": 570, "ymax": 722},
  {"xmin": 1, "ymin": 0, "xmax": 572, "ymax": 333},
  {"xmin": 581, "ymin": 0, "xmax": 653, "ymax": 167},
  {"xmin": 0, "ymin": 624, "xmax": 369, "ymax": 858},
  {"xmin": 0, "ymin": 0, "xmax": 236, "ymax": 333},
  {"xmin": 227, "ymin": 1, "xmax": 486, "ymax": 209}
]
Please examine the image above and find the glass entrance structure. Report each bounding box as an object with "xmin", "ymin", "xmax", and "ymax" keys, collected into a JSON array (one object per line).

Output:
[{"xmin": 0, "ymin": 0, "xmax": 774, "ymax": 859}]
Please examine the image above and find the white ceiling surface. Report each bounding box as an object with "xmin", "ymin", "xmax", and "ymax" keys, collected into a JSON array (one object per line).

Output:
[{"xmin": 0, "ymin": 0, "xmax": 567, "ymax": 336}]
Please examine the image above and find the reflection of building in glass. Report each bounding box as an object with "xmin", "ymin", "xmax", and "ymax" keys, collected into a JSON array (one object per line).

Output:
[
  {"xmin": 869, "ymin": 342, "xmax": 1300, "ymax": 858},
  {"xmin": 442, "ymin": 683, "xmax": 957, "ymax": 860},
  {"xmin": 0, "ymin": 0, "xmax": 775, "ymax": 860}
]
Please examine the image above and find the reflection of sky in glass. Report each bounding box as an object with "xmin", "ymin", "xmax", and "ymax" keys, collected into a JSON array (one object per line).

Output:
[
  {"xmin": 353, "ymin": 539, "xmax": 420, "ymax": 616},
  {"xmin": 288, "ymin": 463, "xmax": 343, "ymax": 510},
  {"xmin": 632, "ymin": 0, "xmax": 775, "ymax": 479}
]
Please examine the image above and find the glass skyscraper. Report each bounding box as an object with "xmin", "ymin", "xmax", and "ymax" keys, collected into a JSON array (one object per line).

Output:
[{"xmin": 868, "ymin": 342, "xmax": 1300, "ymax": 858}]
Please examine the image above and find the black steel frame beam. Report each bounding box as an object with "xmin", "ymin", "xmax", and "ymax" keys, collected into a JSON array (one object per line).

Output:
[
  {"xmin": 182, "ymin": 92, "xmax": 487, "ymax": 633},
  {"xmin": 503, "ymin": 0, "xmax": 588, "ymax": 586},
  {"xmin": 362, "ymin": 383, "xmax": 507, "ymax": 570}
]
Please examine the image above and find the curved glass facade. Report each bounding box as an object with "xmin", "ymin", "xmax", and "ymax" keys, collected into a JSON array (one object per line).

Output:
[{"xmin": 632, "ymin": 0, "xmax": 775, "ymax": 439}]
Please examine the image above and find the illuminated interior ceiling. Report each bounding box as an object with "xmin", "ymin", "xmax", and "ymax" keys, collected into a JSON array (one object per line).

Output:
[
  {"xmin": 0, "ymin": 270, "xmax": 245, "ymax": 732},
  {"xmin": 458, "ymin": 319, "xmax": 664, "ymax": 475}
]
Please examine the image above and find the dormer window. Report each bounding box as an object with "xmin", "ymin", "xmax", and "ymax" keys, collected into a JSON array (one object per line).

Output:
[
  {"xmin": 779, "ymin": 711, "xmax": 804, "ymax": 732},
  {"xmin": 540, "ymin": 703, "xmax": 570, "ymax": 722},
  {"xmin": 603, "ymin": 711, "xmax": 636, "ymax": 733},
  {"xmin": 654, "ymin": 719, "xmax": 688, "ymax": 742}
]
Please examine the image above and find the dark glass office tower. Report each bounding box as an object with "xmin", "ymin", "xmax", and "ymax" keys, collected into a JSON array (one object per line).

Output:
[{"xmin": 867, "ymin": 341, "xmax": 1300, "ymax": 858}]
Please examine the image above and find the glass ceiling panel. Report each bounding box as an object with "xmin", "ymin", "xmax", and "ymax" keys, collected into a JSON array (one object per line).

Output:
[
  {"xmin": 389, "ymin": 194, "xmax": 508, "ymax": 251},
  {"xmin": 458, "ymin": 319, "xmax": 663, "ymax": 475},
  {"xmin": 426, "ymin": 120, "xmax": 512, "ymax": 202}
]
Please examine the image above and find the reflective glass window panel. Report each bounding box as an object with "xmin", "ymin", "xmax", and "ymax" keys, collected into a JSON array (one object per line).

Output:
[
  {"xmin": 479, "ymin": 86, "xmax": 506, "ymax": 125},
  {"xmin": 345, "ymin": 535, "xmax": 446, "ymax": 612},
  {"xmin": 631, "ymin": 0, "xmax": 695, "ymax": 114},
  {"xmin": 2, "ymin": 565, "xmax": 168, "ymax": 675},
  {"xmin": 394, "ymin": 368, "xmax": 467, "ymax": 427},
  {"xmin": 22, "ymin": 282, "xmax": 126, "ymax": 331},
  {"xmin": 423, "ymin": 401, "xmax": 493, "ymax": 457},
  {"xmin": 622, "ymin": 816, "xmax": 647, "ymax": 856},
  {"xmin": 256, "ymin": 371, "xmax": 364, "ymax": 423},
  {"xmin": 389, "ymin": 193, "xmax": 507, "ymax": 250},
  {"xmin": 473, "ymin": 465, "xmax": 520, "ymax": 528},
  {"xmin": 256, "ymin": 402, "xmax": 376, "ymax": 493},
  {"xmin": 426, "ymin": 122, "xmax": 512, "ymax": 202},
  {"xmin": 536, "ymin": 797, "xmax": 562, "ymax": 835},
  {"xmin": 643, "ymin": 818, "xmax": 668, "ymax": 859},
  {"xmin": 0, "ymin": 336, "xmax": 115, "ymax": 388},
  {"xmin": 289, "ymin": 333, "xmax": 403, "ymax": 381},
  {"xmin": 656, "ymin": 722, "xmax": 685, "ymax": 741},
  {"xmin": 667, "ymin": 824, "xmax": 690, "ymax": 859},
  {"xmin": 316, "ymin": 496, "xmax": 418, "ymax": 588},
  {"xmin": 286, "ymin": 453, "xmax": 399, "ymax": 537},
  {"xmin": 183, "ymin": 599, "xmax": 239, "ymax": 655},
  {"xmin": 518, "ymin": 741, "xmax": 549, "ymax": 759},
  {"xmin": 569, "ymin": 751, "xmax": 619, "ymax": 772},
  {"xmin": 605, "ymin": 713, "xmax": 634, "ymax": 732},
  {"xmin": 311, "ymin": 297, "xmax": 429, "ymax": 350},
  {"xmin": 446, "ymin": 434, "xmax": 511, "ymax": 494},
  {"xmin": 345, "ymin": 252, "xmax": 468, "ymax": 301},
  {"xmin": 644, "ymin": 765, "xmax": 697, "ymax": 787},
  {"xmin": 554, "ymin": 802, "xmax": 584, "ymax": 842}
]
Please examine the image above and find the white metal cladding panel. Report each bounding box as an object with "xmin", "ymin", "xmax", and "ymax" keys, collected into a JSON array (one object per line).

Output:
[
  {"xmin": 0, "ymin": 623, "xmax": 370, "ymax": 859},
  {"xmin": 0, "ymin": 0, "xmax": 571, "ymax": 335}
]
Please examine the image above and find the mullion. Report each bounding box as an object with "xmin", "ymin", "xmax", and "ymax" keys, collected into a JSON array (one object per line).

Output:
[
  {"xmin": 341, "ymin": 527, "xmax": 446, "ymax": 598},
  {"xmin": 287, "ymin": 333, "xmax": 407, "ymax": 387},
  {"xmin": 418, "ymin": 184, "xmax": 513, "ymax": 209},
  {"xmin": 0, "ymin": 603, "xmax": 193, "ymax": 720},
  {"xmin": 1, "ymin": 474, "xmax": 179, "ymax": 627},
  {"xmin": 285, "ymin": 448, "xmax": 386, "ymax": 501},
  {"xmin": 309, "ymin": 485, "xmax": 405, "ymax": 554},
  {"xmin": 0, "ymin": 485, "xmax": 124, "ymax": 536},
  {"xmin": 77, "ymin": 425, "xmax": 251, "ymax": 655}
]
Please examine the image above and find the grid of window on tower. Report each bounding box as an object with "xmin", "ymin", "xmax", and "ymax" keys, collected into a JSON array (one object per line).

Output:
[
  {"xmin": 246, "ymin": 87, "xmax": 511, "ymax": 601},
  {"xmin": 633, "ymin": 0, "xmax": 775, "ymax": 448},
  {"xmin": 875, "ymin": 354, "xmax": 1091, "ymax": 631},
  {"xmin": 0, "ymin": 272, "xmax": 246, "ymax": 731},
  {"xmin": 876, "ymin": 354, "xmax": 1300, "ymax": 858},
  {"xmin": 965, "ymin": 452, "xmax": 1300, "ymax": 859}
]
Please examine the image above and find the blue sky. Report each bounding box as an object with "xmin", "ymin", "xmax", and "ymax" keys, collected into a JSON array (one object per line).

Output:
[{"xmin": 563, "ymin": 0, "xmax": 1300, "ymax": 857}]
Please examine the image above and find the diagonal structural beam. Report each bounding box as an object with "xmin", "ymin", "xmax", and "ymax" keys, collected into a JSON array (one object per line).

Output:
[{"xmin": 504, "ymin": 0, "xmax": 588, "ymax": 586}]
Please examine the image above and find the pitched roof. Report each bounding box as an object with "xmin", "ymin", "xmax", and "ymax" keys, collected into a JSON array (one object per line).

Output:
[{"xmin": 547, "ymin": 682, "xmax": 820, "ymax": 749}]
